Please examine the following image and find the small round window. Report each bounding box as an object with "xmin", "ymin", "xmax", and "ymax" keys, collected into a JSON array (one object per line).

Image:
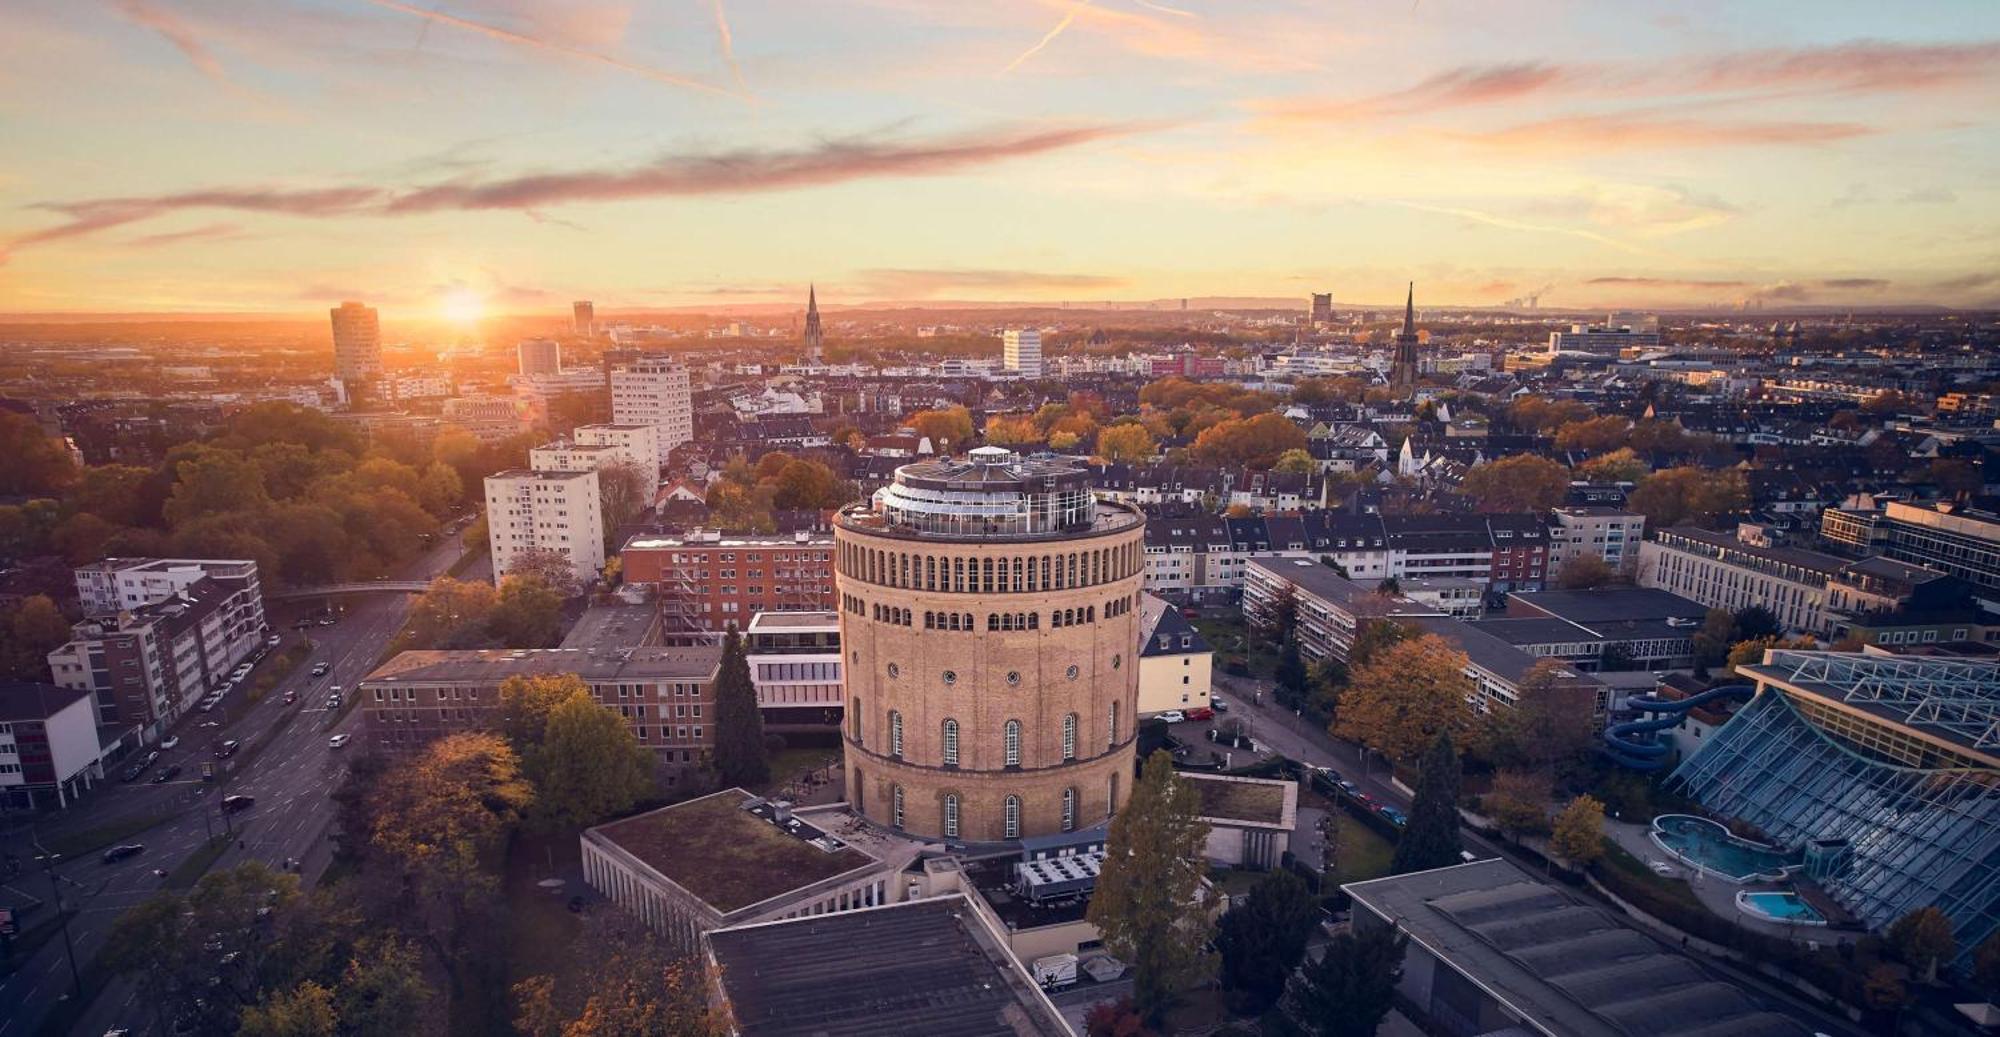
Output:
[
  {"xmin": 1006, "ymin": 671, "xmax": 1021, "ymax": 686},
  {"xmin": 943, "ymin": 670, "xmax": 958, "ymax": 685},
  {"xmin": 1065, "ymin": 664, "xmax": 1080, "ymax": 681},
  {"xmin": 1112, "ymin": 654, "xmax": 1122, "ymax": 670},
  {"xmin": 886, "ymin": 662, "xmax": 900, "ymax": 679}
]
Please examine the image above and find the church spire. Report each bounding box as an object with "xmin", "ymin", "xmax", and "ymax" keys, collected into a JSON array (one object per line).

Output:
[
  {"xmin": 1399, "ymin": 281, "xmax": 1416, "ymax": 341},
  {"xmin": 1389, "ymin": 281, "xmax": 1420, "ymax": 394},
  {"xmin": 803, "ymin": 283, "xmax": 824, "ymax": 363}
]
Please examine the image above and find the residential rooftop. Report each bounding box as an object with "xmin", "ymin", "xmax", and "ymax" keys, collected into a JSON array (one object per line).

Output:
[
  {"xmin": 593, "ymin": 791, "xmax": 877, "ymax": 914},
  {"xmin": 706, "ymin": 895, "xmax": 1071, "ymax": 1037},
  {"xmin": 362, "ymin": 646, "xmax": 720, "ymax": 685}
]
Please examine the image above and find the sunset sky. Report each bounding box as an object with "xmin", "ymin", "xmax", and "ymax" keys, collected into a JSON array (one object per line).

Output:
[{"xmin": 3, "ymin": 1, "xmax": 1998, "ymax": 315}]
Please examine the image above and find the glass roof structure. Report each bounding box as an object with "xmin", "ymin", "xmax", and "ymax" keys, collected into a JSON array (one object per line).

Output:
[{"xmin": 1670, "ymin": 651, "xmax": 2000, "ymax": 969}]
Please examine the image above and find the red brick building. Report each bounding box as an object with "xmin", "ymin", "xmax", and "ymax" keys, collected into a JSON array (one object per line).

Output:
[{"xmin": 620, "ymin": 532, "xmax": 837, "ymax": 631}]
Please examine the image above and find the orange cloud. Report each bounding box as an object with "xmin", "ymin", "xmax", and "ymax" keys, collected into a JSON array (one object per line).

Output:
[
  {"xmin": 115, "ymin": 0, "xmax": 228, "ymax": 84},
  {"xmin": 1444, "ymin": 111, "xmax": 1875, "ymax": 154}
]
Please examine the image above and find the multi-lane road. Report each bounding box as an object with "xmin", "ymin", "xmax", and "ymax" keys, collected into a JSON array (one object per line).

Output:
[{"xmin": 0, "ymin": 537, "xmax": 468, "ymax": 1037}]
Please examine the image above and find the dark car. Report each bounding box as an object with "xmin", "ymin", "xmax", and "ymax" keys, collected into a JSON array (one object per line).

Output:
[
  {"xmin": 150, "ymin": 764, "xmax": 183, "ymax": 784},
  {"xmin": 221, "ymin": 794, "xmax": 256, "ymax": 813},
  {"xmin": 121, "ymin": 764, "xmax": 147, "ymax": 782},
  {"xmin": 1378, "ymin": 806, "xmax": 1409, "ymax": 827},
  {"xmin": 102, "ymin": 844, "xmax": 146, "ymax": 863},
  {"xmin": 214, "ymin": 740, "xmax": 241, "ymax": 758}
]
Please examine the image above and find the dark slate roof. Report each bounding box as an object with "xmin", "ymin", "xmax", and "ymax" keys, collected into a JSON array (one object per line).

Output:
[
  {"xmin": 0, "ymin": 681, "xmax": 94, "ymax": 721},
  {"xmin": 706, "ymin": 896, "xmax": 1070, "ymax": 1037},
  {"xmin": 1138, "ymin": 593, "xmax": 1210, "ymax": 657}
]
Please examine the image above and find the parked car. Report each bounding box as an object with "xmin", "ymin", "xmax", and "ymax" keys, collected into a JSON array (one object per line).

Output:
[
  {"xmin": 1184, "ymin": 706, "xmax": 1215, "ymax": 722},
  {"xmin": 102, "ymin": 844, "xmax": 146, "ymax": 864},
  {"xmin": 1154, "ymin": 710, "xmax": 1187, "ymax": 724},
  {"xmin": 198, "ymin": 697, "xmax": 222, "ymax": 714},
  {"xmin": 283, "ymin": 690, "xmax": 296, "ymax": 704},
  {"xmin": 265, "ymin": 635, "xmax": 281, "ymax": 648},
  {"xmin": 221, "ymin": 794, "xmax": 255, "ymax": 813},
  {"xmin": 151, "ymin": 764, "xmax": 182, "ymax": 784},
  {"xmin": 1378, "ymin": 807, "xmax": 1409, "ymax": 827},
  {"xmin": 310, "ymin": 662, "xmax": 330, "ymax": 677},
  {"xmin": 160, "ymin": 735, "xmax": 180, "ymax": 751},
  {"xmin": 1211, "ymin": 696, "xmax": 1229, "ymax": 712},
  {"xmin": 317, "ymin": 618, "xmax": 335, "ymax": 627},
  {"xmin": 120, "ymin": 764, "xmax": 147, "ymax": 782},
  {"xmin": 328, "ymin": 734, "xmax": 351, "ymax": 749},
  {"xmin": 214, "ymin": 740, "xmax": 241, "ymax": 758},
  {"xmin": 1180, "ymin": 606, "xmax": 1199, "ymax": 619}
]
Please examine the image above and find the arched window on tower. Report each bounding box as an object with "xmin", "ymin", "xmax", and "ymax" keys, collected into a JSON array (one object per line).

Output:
[
  {"xmin": 942, "ymin": 719, "xmax": 959, "ymax": 767},
  {"xmin": 1004, "ymin": 720, "xmax": 1022, "ymax": 767}
]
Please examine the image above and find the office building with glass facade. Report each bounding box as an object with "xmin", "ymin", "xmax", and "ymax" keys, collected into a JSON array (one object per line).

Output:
[{"xmin": 1670, "ymin": 650, "xmax": 2000, "ymax": 967}]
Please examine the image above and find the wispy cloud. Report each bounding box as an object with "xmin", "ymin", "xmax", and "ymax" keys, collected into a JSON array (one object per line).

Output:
[
  {"xmin": 357, "ymin": 0, "xmax": 744, "ymax": 101},
  {"xmin": 124, "ymin": 222, "xmax": 244, "ymax": 248},
  {"xmin": 1585, "ymin": 276, "xmax": 1747, "ymax": 289},
  {"xmin": 1254, "ymin": 39, "xmax": 2000, "ymax": 125},
  {"xmin": 1003, "ymin": 0, "xmax": 1092, "ymax": 74},
  {"xmin": 1444, "ymin": 110, "xmax": 1875, "ymax": 155},
  {"xmin": 6, "ymin": 124, "xmax": 1142, "ymax": 253},
  {"xmin": 115, "ymin": 0, "xmax": 228, "ymax": 84},
  {"xmin": 708, "ymin": 0, "xmax": 747, "ymax": 93}
]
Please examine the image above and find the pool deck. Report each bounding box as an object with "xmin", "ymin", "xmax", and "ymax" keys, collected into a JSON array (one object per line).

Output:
[{"xmin": 1604, "ymin": 818, "xmax": 1846, "ymax": 945}]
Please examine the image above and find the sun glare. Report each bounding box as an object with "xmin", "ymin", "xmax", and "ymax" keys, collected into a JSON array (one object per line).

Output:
[{"xmin": 440, "ymin": 288, "xmax": 486, "ymax": 324}]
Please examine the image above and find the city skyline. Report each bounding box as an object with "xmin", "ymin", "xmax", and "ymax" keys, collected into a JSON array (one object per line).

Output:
[{"xmin": 2, "ymin": 1, "xmax": 1998, "ymax": 316}]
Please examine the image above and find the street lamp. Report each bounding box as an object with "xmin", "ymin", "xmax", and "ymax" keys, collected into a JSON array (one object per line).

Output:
[{"xmin": 32, "ymin": 853, "xmax": 85, "ymax": 1003}]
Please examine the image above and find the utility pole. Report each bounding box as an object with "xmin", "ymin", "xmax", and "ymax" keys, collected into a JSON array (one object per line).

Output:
[{"xmin": 33, "ymin": 853, "xmax": 85, "ymax": 1003}]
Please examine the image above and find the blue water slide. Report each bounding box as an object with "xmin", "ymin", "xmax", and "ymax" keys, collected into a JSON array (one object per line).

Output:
[{"xmin": 1603, "ymin": 684, "xmax": 1753, "ymax": 771}]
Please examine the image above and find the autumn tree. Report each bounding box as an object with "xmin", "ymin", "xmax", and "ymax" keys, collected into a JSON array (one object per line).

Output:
[
  {"xmin": 1550, "ymin": 795, "xmax": 1606, "ymax": 866},
  {"xmin": 1346, "ymin": 617, "xmax": 1409, "ymax": 669},
  {"xmin": 907, "ymin": 406, "xmax": 975, "ymax": 452},
  {"xmin": 983, "ymin": 414, "xmax": 1044, "ymax": 448},
  {"xmin": 1192, "ymin": 412, "xmax": 1307, "ymax": 469},
  {"xmin": 706, "ymin": 480, "xmax": 776, "ymax": 533},
  {"xmin": 0, "ymin": 411, "xmax": 74, "ymax": 496},
  {"xmin": 1727, "ymin": 635, "xmax": 1817, "ymax": 674},
  {"xmin": 514, "ymin": 905, "xmax": 720, "ymax": 1037},
  {"xmin": 392, "ymin": 577, "xmax": 499, "ymax": 651},
  {"xmin": 1627, "ymin": 466, "xmax": 1748, "ymax": 528},
  {"xmin": 768, "ymin": 458, "xmax": 851, "ymax": 511},
  {"xmin": 1392, "ymin": 732, "xmax": 1464, "ymax": 874},
  {"xmin": 1274, "ymin": 447, "xmax": 1317, "ymax": 474},
  {"xmin": 1216, "ymin": 870, "xmax": 1319, "ymax": 1014},
  {"xmin": 1088, "ymin": 751, "xmax": 1215, "ymax": 1024},
  {"xmin": 1483, "ymin": 769, "xmax": 1550, "ymax": 843},
  {"xmin": 1556, "ymin": 553, "xmax": 1617, "ymax": 589},
  {"xmin": 238, "ymin": 981, "xmax": 337, "ymax": 1037},
  {"xmin": 1479, "ymin": 659, "xmax": 1601, "ymax": 780},
  {"xmin": 1507, "ymin": 395, "xmax": 1591, "ymax": 433},
  {"xmin": 1888, "ymin": 906, "xmax": 1957, "ymax": 984},
  {"xmin": 1574, "ymin": 447, "xmax": 1649, "ymax": 484},
  {"xmin": 712, "ymin": 626, "xmax": 769, "ymax": 788},
  {"xmin": 489, "ymin": 574, "xmax": 567, "ymax": 648},
  {"xmin": 527, "ymin": 689, "xmax": 657, "ymax": 831},
  {"xmin": 1097, "ymin": 423, "xmax": 1158, "ymax": 463},
  {"xmin": 1280, "ymin": 924, "xmax": 1405, "ymax": 1037},
  {"xmin": 1335, "ymin": 634, "xmax": 1474, "ymax": 764},
  {"xmin": 1458, "ymin": 454, "xmax": 1570, "ymax": 513},
  {"xmin": 1, "ymin": 594, "xmax": 71, "ymax": 681},
  {"xmin": 1554, "ymin": 416, "xmax": 1632, "ymax": 454},
  {"xmin": 499, "ymin": 673, "xmax": 588, "ymax": 749},
  {"xmin": 505, "ymin": 546, "xmax": 583, "ymax": 596},
  {"xmin": 597, "ymin": 461, "xmax": 652, "ymax": 548}
]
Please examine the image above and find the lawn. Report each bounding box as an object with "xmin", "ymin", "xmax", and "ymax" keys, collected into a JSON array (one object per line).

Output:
[
  {"xmin": 1193, "ymin": 614, "xmax": 1278, "ymax": 677},
  {"xmin": 39, "ymin": 808, "xmax": 176, "ymax": 858},
  {"xmin": 502, "ymin": 830, "xmax": 585, "ymax": 989},
  {"xmin": 166, "ymin": 835, "xmax": 232, "ymax": 889},
  {"xmin": 1328, "ymin": 810, "xmax": 1396, "ymax": 886},
  {"xmin": 755, "ymin": 745, "xmax": 842, "ymax": 798}
]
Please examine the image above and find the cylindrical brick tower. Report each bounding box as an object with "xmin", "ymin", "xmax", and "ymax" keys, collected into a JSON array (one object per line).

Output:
[{"xmin": 835, "ymin": 448, "xmax": 1145, "ymax": 841}]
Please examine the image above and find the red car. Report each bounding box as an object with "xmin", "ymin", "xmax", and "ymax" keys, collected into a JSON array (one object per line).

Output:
[{"xmin": 1185, "ymin": 706, "xmax": 1215, "ymax": 722}]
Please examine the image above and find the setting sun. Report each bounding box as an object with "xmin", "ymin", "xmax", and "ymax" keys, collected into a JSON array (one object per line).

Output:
[{"xmin": 440, "ymin": 288, "xmax": 485, "ymax": 324}]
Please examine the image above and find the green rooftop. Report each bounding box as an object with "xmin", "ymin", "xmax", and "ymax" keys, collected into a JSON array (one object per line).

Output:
[{"xmin": 597, "ymin": 792, "xmax": 875, "ymax": 913}]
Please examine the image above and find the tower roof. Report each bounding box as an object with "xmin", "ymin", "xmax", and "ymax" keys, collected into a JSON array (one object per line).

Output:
[{"xmin": 1399, "ymin": 282, "xmax": 1416, "ymax": 341}]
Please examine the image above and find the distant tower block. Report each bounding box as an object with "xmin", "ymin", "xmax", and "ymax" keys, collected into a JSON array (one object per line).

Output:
[
  {"xmin": 572, "ymin": 301, "xmax": 596, "ymax": 337},
  {"xmin": 1310, "ymin": 292, "xmax": 1333, "ymax": 326},
  {"xmin": 329, "ymin": 301, "xmax": 382, "ymax": 385}
]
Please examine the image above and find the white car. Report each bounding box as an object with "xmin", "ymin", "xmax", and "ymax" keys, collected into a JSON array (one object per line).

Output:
[
  {"xmin": 160, "ymin": 736, "xmax": 180, "ymax": 751},
  {"xmin": 1155, "ymin": 710, "xmax": 1187, "ymax": 724},
  {"xmin": 328, "ymin": 734, "xmax": 351, "ymax": 749}
]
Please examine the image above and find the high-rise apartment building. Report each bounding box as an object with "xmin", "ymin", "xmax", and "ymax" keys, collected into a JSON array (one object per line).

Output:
[
  {"xmin": 836, "ymin": 448, "xmax": 1145, "ymax": 840},
  {"xmin": 1002, "ymin": 329, "xmax": 1043, "ymax": 379},
  {"xmin": 571, "ymin": 423, "xmax": 662, "ymax": 475},
  {"xmin": 572, "ymin": 300, "xmax": 596, "ymax": 337},
  {"xmin": 1309, "ymin": 292, "xmax": 1333, "ymax": 325},
  {"xmin": 609, "ymin": 358, "xmax": 694, "ymax": 459},
  {"xmin": 484, "ymin": 468, "xmax": 606, "ymax": 585},
  {"xmin": 516, "ymin": 338, "xmax": 561, "ymax": 377},
  {"xmin": 329, "ymin": 301, "xmax": 383, "ymax": 385}
]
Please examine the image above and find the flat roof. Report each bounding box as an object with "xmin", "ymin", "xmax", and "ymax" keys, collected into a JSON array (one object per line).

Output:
[
  {"xmin": 363, "ymin": 646, "xmax": 719, "ymax": 685},
  {"xmin": 623, "ymin": 533, "xmax": 833, "ymax": 549},
  {"xmin": 557, "ymin": 602, "xmax": 659, "ymax": 652},
  {"xmin": 0, "ymin": 681, "xmax": 94, "ymax": 722},
  {"xmin": 707, "ymin": 895, "xmax": 1071, "ymax": 1037},
  {"xmin": 487, "ymin": 467, "xmax": 595, "ymax": 480},
  {"xmin": 1345, "ymin": 859, "xmax": 1813, "ymax": 1037},
  {"xmin": 746, "ymin": 610, "xmax": 840, "ymax": 630},
  {"xmin": 1506, "ymin": 587, "xmax": 1707, "ymax": 626},
  {"xmin": 593, "ymin": 791, "xmax": 876, "ymax": 914},
  {"xmin": 1246, "ymin": 554, "xmax": 1444, "ymax": 618},
  {"xmin": 1184, "ymin": 772, "xmax": 1292, "ymax": 826},
  {"xmin": 1471, "ymin": 617, "xmax": 1605, "ymax": 647}
]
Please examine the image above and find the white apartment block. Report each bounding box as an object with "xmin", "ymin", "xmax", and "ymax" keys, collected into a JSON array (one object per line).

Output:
[
  {"xmin": 610, "ymin": 359, "xmax": 694, "ymax": 459},
  {"xmin": 75, "ymin": 557, "xmax": 265, "ymax": 617},
  {"xmin": 1550, "ymin": 507, "xmax": 1646, "ymax": 579},
  {"xmin": 1002, "ymin": 329, "xmax": 1043, "ymax": 378},
  {"xmin": 574, "ymin": 423, "xmax": 663, "ymax": 475},
  {"xmin": 1637, "ymin": 527, "xmax": 1832, "ymax": 636},
  {"xmin": 744, "ymin": 611, "xmax": 843, "ymax": 726},
  {"xmin": 529, "ymin": 442, "xmax": 624, "ymax": 474},
  {"xmin": 485, "ymin": 468, "xmax": 606, "ymax": 586},
  {"xmin": 517, "ymin": 338, "xmax": 562, "ymax": 377}
]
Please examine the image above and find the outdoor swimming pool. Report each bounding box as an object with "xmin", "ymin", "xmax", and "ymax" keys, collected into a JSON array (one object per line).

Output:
[
  {"xmin": 1737, "ymin": 890, "xmax": 1828, "ymax": 926},
  {"xmin": 1650, "ymin": 814, "xmax": 1796, "ymax": 882}
]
